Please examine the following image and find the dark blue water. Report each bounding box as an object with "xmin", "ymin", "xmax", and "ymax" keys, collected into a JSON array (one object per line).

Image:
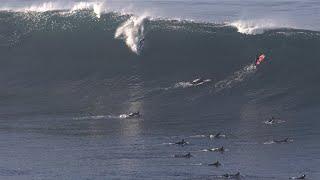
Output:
[{"xmin": 0, "ymin": 1, "xmax": 320, "ymax": 179}]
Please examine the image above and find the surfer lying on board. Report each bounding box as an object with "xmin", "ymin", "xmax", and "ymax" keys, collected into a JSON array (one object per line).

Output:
[
  {"xmin": 128, "ymin": 111, "xmax": 141, "ymax": 118},
  {"xmin": 255, "ymin": 54, "xmax": 266, "ymax": 66},
  {"xmin": 290, "ymin": 174, "xmax": 306, "ymax": 179}
]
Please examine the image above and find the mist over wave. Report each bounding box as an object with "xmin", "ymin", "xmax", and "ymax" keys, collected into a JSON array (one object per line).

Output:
[
  {"xmin": 0, "ymin": 1, "xmax": 106, "ymax": 16},
  {"xmin": 229, "ymin": 20, "xmax": 280, "ymax": 35}
]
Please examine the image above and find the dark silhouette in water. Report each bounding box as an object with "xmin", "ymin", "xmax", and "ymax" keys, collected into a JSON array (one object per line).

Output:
[
  {"xmin": 274, "ymin": 138, "xmax": 290, "ymax": 143},
  {"xmin": 290, "ymin": 174, "xmax": 306, "ymax": 179},
  {"xmin": 210, "ymin": 132, "xmax": 224, "ymax": 139},
  {"xmin": 268, "ymin": 116, "xmax": 276, "ymax": 124},
  {"xmin": 138, "ymin": 38, "xmax": 145, "ymax": 49},
  {"xmin": 191, "ymin": 78, "xmax": 204, "ymax": 85},
  {"xmin": 174, "ymin": 152, "xmax": 192, "ymax": 158},
  {"xmin": 204, "ymin": 146, "xmax": 225, "ymax": 153},
  {"xmin": 208, "ymin": 161, "xmax": 221, "ymax": 167},
  {"xmin": 222, "ymin": 172, "xmax": 241, "ymax": 178},
  {"xmin": 212, "ymin": 146, "xmax": 224, "ymax": 152},
  {"xmin": 175, "ymin": 139, "xmax": 189, "ymax": 146},
  {"xmin": 128, "ymin": 111, "xmax": 141, "ymax": 118}
]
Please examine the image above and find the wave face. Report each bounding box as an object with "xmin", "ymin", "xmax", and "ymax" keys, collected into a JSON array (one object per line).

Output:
[
  {"xmin": 1, "ymin": 8, "xmax": 320, "ymax": 180},
  {"xmin": 0, "ymin": 10, "xmax": 320, "ymax": 119}
]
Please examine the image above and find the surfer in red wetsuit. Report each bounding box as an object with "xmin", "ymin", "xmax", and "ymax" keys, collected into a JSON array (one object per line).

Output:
[{"xmin": 255, "ymin": 54, "xmax": 266, "ymax": 66}]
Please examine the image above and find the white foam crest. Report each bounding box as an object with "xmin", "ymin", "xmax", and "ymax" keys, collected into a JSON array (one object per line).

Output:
[
  {"xmin": 119, "ymin": 114, "xmax": 129, "ymax": 119},
  {"xmin": 174, "ymin": 82, "xmax": 194, "ymax": 88},
  {"xmin": 73, "ymin": 115, "xmax": 110, "ymax": 120},
  {"xmin": 115, "ymin": 14, "xmax": 148, "ymax": 54},
  {"xmin": 70, "ymin": 2, "xmax": 105, "ymax": 18},
  {"xmin": 230, "ymin": 20, "xmax": 278, "ymax": 35},
  {"xmin": 20, "ymin": 2, "xmax": 62, "ymax": 12},
  {"xmin": 263, "ymin": 140, "xmax": 275, "ymax": 145},
  {"xmin": 0, "ymin": 1, "xmax": 107, "ymax": 18}
]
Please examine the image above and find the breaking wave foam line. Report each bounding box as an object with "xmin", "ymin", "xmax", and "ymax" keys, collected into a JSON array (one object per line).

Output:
[
  {"xmin": 115, "ymin": 15, "xmax": 148, "ymax": 54},
  {"xmin": 229, "ymin": 20, "xmax": 280, "ymax": 35},
  {"xmin": 0, "ymin": 1, "xmax": 107, "ymax": 18},
  {"xmin": 0, "ymin": 2, "xmax": 300, "ymax": 36}
]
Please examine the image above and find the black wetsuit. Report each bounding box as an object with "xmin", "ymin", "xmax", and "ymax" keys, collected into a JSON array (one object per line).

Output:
[
  {"xmin": 128, "ymin": 112, "xmax": 140, "ymax": 117},
  {"xmin": 174, "ymin": 152, "xmax": 192, "ymax": 158},
  {"xmin": 274, "ymin": 138, "xmax": 289, "ymax": 143},
  {"xmin": 175, "ymin": 139, "xmax": 188, "ymax": 145},
  {"xmin": 139, "ymin": 38, "xmax": 145, "ymax": 49}
]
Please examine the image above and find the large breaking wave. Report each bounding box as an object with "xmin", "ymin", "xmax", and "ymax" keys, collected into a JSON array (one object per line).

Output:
[{"xmin": 0, "ymin": 7, "xmax": 320, "ymax": 118}]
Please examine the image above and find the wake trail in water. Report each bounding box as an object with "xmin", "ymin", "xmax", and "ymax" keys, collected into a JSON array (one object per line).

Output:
[
  {"xmin": 138, "ymin": 63, "xmax": 256, "ymax": 101},
  {"xmin": 213, "ymin": 63, "xmax": 257, "ymax": 93},
  {"xmin": 73, "ymin": 114, "xmax": 131, "ymax": 120}
]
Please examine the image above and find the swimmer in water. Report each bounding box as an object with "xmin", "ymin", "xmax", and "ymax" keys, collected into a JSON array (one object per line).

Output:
[
  {"xmin": 128, "ymin": 111, "xmax": 140, "ymax": 118},
  {"xmin": 290, "ymin": 174, "xmax": 306, "ymax": 179},
  {"xmin": 208, "ymin": 161, "xmax": 221, "ymax": 167},
  {"xmin": 222, "ymin": 172, "xmax": 240, "ymax": 178},
  {"xmin": 274, "ymin": 138, "xmax": 290, "ymax": 143},
  {"xmin": 214, "ymin": 146, "xmax": 225, "ymax": 152},
  {"xmin": 175, "ymin": 139, "xmax": 189, "ymax": 146},
  {"xmin": 205, "ymin": 146, "xmax": 225, "ymax": 153},
  {"xmin": 174, "ymin": 152, "xmax": 192, "ymax": 158},
  {"xmin": 268, "ymin": 116, "xmax": 276, "ymax": 124},
  {"xmin": 192, "ymin": 78, "xmax": 204, "ymax": 85}
]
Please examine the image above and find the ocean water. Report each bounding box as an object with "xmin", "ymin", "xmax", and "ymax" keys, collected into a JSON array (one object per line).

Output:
[{"xmin": 0, "ymin": 0, "xmax": 320, "ymax": 179}]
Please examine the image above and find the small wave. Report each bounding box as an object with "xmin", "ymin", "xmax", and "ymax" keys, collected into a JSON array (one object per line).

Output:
[
  {"xmin": 162, "ymin": 142, "xmax": 175, "ymax": 145},
  {"xmin": 190, "ymin": 134, "xmax": 226, "ymax": 138},
  {"xmin": 190, "ymin": 134, "xmax": 207, "ymax": 138},
  {"xmin": 165, "ymin": 79, "xmax": 212, "ymax": 90},
  {"xmin": 174, "ymin": 82, "xmax": 194, "ymax": 88},
  {"xmin": 263, "ymin": 140, "xmax": 275, "ymax": 145},
  {"xmin": 209, "ymin": 134, "xmax": 226, "ymax": 139},
  {"xmin": 73, "ymin": 114, "xmax": 130, "ymax": 120},
  {"xmin": 119, "ymin": 114, "xmax": 129, "ymax": 119},
  {"xmin": 201, "ymin": 148, "xmax": 228, "ymax": 152},
  {"xmin": 263, "ymin": 139, "xmax": 293, "ymax": 144},
  {"xmin": 190, "ymin": 163, "xmax": 202, "ymax": 166},
  {"xmin": 73, "ymin": 115, "xmax": 111, "ymax": 120},
  {"xmin": 115, "ymin": 14, "xmax": 147, "ymax": 54}
]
